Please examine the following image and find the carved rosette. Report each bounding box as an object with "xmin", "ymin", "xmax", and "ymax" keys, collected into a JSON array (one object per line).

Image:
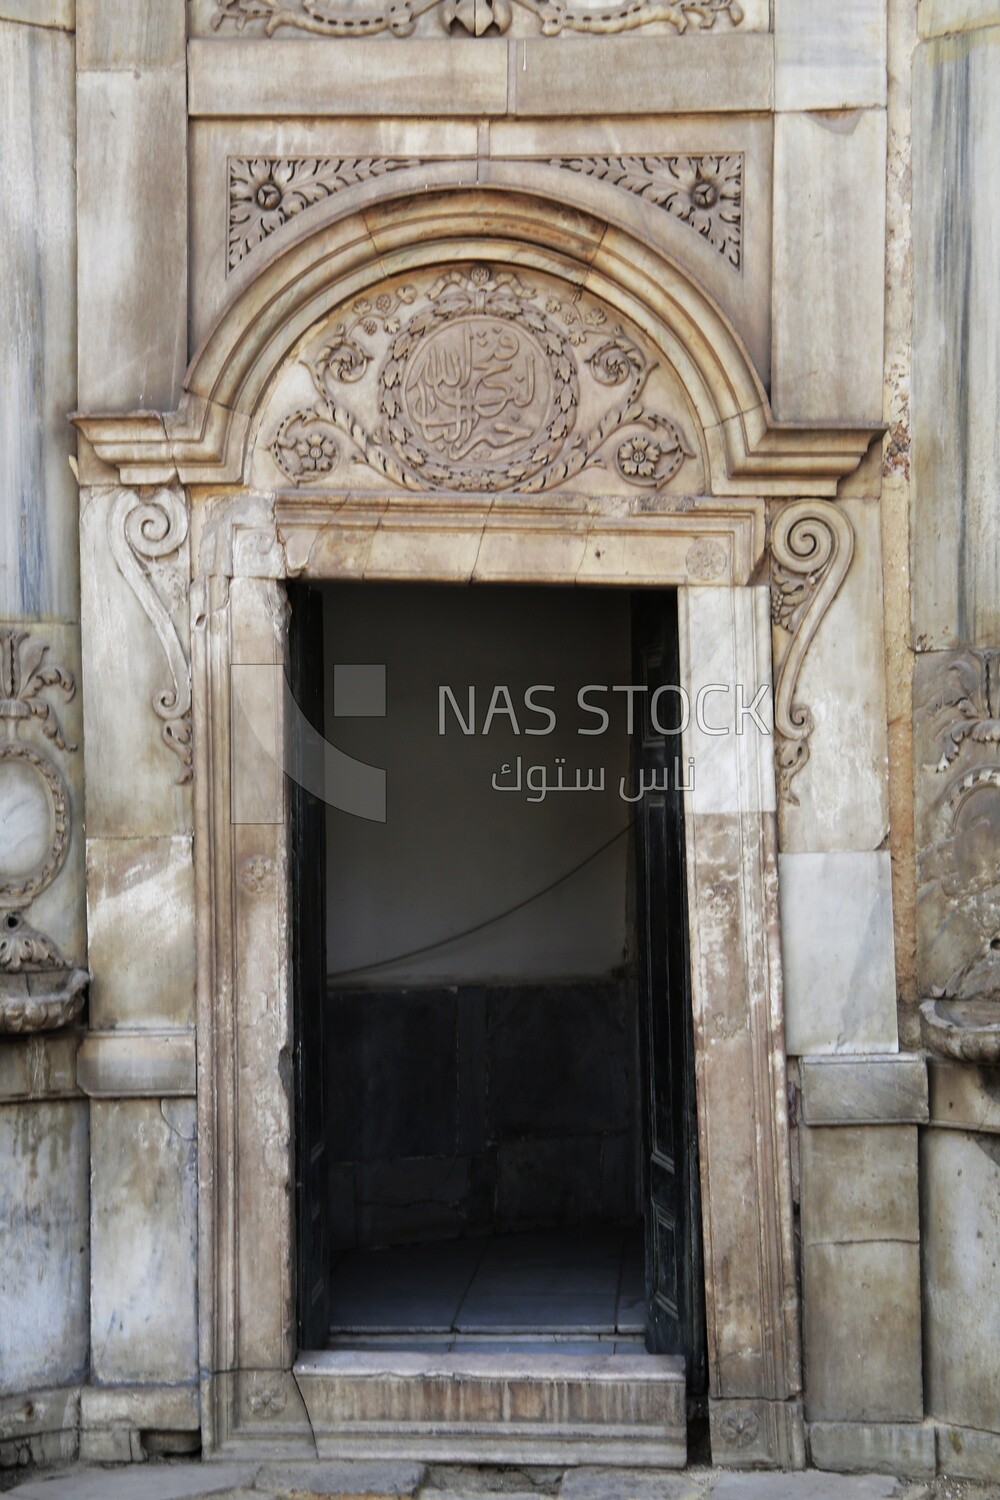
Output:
[
  {"xmin": 269, "ymin": 264, "xmax": 694, "ymax": 495},
  {"xmin": 551, "ymin": 153, "xmax": 743, "ymax": 268},
  {"xmin": 0, "ymin": 628, "xmax": 87, "ymax": 1029},
  {"xmin": 770, "ymin": 502, "xmax": 854, "ymax": 804},
  {"xmin": 228, "ymin": 157, "xmax": 422, "ymax": 270},
  {"xmin": 212, "ymin": 0, "xmax": 744, "ymax": 39},
  {"xmin": 108, "ymin": 489, "xmax": 193, "ymax": 784}
]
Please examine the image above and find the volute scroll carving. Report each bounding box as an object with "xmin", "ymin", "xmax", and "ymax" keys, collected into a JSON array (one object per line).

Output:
[
  {"xmin": 108, "ymin": 488, "xmax": 193, "ymax": 785},
  {"xmin": 770, "ymin": 501, "xmax": 854, "ymax": 805}
]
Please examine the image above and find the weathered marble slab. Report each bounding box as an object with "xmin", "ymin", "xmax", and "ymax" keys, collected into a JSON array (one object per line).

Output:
[
  {"xmin": 77, "ymin": 0, "xmax": 184, "ymax": 69},
  {"xmin": 773, "ymin": 109, "xmax": 887, "ymax": 424},
  {"xmin": 679, "ymin": 586, "xmax": 776, "ymax": 818},
  {"xmin": 86, "ymin": 836, "xmax": 195, "ymax": 1029},
  {"xmin": 0, "ymin": 20, "xmax": 77, "ymax": 619},
  {"xmin": 0, "ymin": 2, "xmax": 74, "ymax": 25},
  {"xmin": 921, "ymin": 1127, "xmax": 1000, "ymax": 1434},
  {"xmin": 803, "ymin": 1239, "xmax": 923, "ymax": 1422},
  {"xmin": 777, "ymin": 499, "xmax": 890, "ymax": 854},
  {"xmin": 800, "ymin": 1053, "xmax": 927, "ymax": 1125},
  {"xmin": 89, "ymin": 1098, "xmax": 198, "ymax": 1385},
  {"xmin": 920, "ymin": 0, "xmax": 1000, "ymax": 37},
  {"xmin": 775, "ymin": 0, "xmax": 887, "ymax": 110},
  {"xmin": 800, "ymin": 1125, "xmax": 919, "ymax": 1246},
  {"xmin": 0, "ymin": 1100, "xmax": 88, "ymax": 1396},
  {"xmin": 77, "ymin": 67, "xmax": 187, "ymax": 411},
  {"xmin": 912, "ymin": 28, "xmax": 1000, "ymax": 648},
  {"xmin": 0, "ymin": 1031, "xmax": 81, "ymax": 1101},
  {"xmin": 913, "ymin": 648, "xmax": 1000, "ymax": 997},
  {"xmin": 780, "ymin": 852, "xmax": 898, "ymax": 1055},
  {"xmin": 187, "ymin": 35, "xmax": 773, "ymax": 118},
  {"xmin": 808, "ymin": 1421, "xmax": 935, "ymax": 1477},
  {"xmin": 928, "ymin": 1059, "xmax": 1000, "ymax": 1134}
]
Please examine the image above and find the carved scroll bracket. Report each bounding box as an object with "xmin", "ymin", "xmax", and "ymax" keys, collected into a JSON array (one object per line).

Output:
[
  {"xmin": 108, "ymin": 488, "xmax": 193, "ymax": 784},
  {"xmin": 770, "ymin": 501, "xmax": 854, "ymax": 805}
]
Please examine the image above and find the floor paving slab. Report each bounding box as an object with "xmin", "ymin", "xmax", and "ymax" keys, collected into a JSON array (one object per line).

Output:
[
  {"xmin": 558, "ymin": 1470, "xmax": 709, "ymax": 1500},
  {"xmin": 7, "ymin": 1465, "xmax": 259, "ymax": 1500},
  {"xmin": 255, "ymin": 1462, "xmax": 427, "ymax": 1497}
]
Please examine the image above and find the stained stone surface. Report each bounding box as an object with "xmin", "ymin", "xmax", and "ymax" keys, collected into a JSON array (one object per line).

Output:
[
  {"xmin": 912, "ymin": 26, "xmax": 1000, "ymax": 648},
  {"xmin": 774, "ymin": 0, "xmax": 887, "ymax": 111},
  {"xmin": 921, "ymin": 1127, "xmax": 1000, "ymax": 1434},
  {"xmin": 0, "ymin": 1101, "xmax": 88, "ymax": 1397},
  {"xmin": 89, "ymin": 1100, "xmax": 198, "ymax": 1386},
  {"xmin": 773, "ymin": 108, "xmax": 886, "ymax": 425},
  {"xmin": 0, "ymin": 19, "xmax": 77, "ymax": 620}
]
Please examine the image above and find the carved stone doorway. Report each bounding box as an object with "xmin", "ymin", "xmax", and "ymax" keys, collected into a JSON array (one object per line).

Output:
[{"xmin": 75, "ymin": 184, "xmax": 877, "ymax": 1467}]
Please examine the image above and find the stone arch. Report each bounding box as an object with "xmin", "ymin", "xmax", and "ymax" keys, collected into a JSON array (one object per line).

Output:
[{"xmin": 76, "ymin": 185, "xmax": 872, "ymax": 495}]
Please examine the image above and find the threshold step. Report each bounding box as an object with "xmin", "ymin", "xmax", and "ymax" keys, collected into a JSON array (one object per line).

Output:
[{"xmin": 294, "ymin": 1348, "xmax": 686, "ymax": 1467}]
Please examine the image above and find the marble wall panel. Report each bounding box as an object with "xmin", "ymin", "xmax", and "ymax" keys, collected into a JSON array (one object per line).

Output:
[
  {"xmin": 912, "ymin": 28, "xmax": 1000, "ymax": 648},
  {"xmin": 913, "ymin": 648, "xmax": 1000, "ymax": 998},
  {"xmin": 772, "ymin": 109, "xmax": 887, "ymax": 425},
  {"xmin": 79, "ymin": 487, "xmax": 192, "ymax": 838},
  {"xmin": 920, "ymin": 0, "xmax": 1000, "ymax": 37},
  {"xmin": 780, "ymin": 851, "xmax": 898, "ymax": 1054},
  {"xmin": 0, "ymin": 2, "xmax": 74, "ymax": 25},
  {"xmin": 922, "ymin": 1128, "xmax": 1000, "ymax": 1434},
  {"xmin": 0, "ymin": 20, "xmax": 77, "ymax": 620},
  {"xmin": 803, "ymin": 1240, "xmax": 923, "ymax": 1422},
  {"xmin": 776, "ymin": 499, "xmax": 891, "ymax": 855},
  {"xmin": 77, "ymin": 0, "xmax": 184, "ymax": 69},
  {"xmin": 775, "ymin": 0, "xmax": 887, "ymax": 111},
  {"xmin": 0, "ymin": 1100, "xmax": 88, "ymax": 1396},
  {"xmin": 85, "ymin": 835, "xmax": 195, "ymax": 1029},
  {"xmin": 680, "ymin": 586, "xmax": 776, "ymax": 819},
  {"xmin": 89, "ymin": 1098, "xmax": 198, "ymax": 1385},
  {"xmin": 77, "ymin": 66, "xmax": 186, "ymax": 412}
]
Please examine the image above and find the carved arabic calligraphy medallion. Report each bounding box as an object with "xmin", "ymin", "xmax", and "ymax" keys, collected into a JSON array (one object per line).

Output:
[{"xmin": 269, "ymin": 263, "xmax": 695, "ymax": 495}]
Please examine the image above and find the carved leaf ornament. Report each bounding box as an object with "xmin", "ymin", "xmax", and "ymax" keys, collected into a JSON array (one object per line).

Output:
[
  {"xmin": 270, "ymin": 264, "xmax": 695, "ymax": 494},
  {"xmin": 213, "ymin": 0, "xmax": 744, "ymax": 39}
]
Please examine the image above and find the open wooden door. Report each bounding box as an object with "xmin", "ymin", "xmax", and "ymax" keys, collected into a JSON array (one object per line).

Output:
[
  {"xmin": 631, "ymin": 590, "xmax": 707, "ymax": 1396},
  {"xmin": 288, "ymin": 581, "xmax": 331, "ymax": 1350}
]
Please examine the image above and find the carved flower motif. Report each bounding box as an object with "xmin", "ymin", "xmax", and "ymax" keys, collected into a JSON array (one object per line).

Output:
[
  {"xmin": 617, "ymin": 436, "xmax": 662, "ymax": 478},
  {"xmin": 294, "ymin": 431, "xmax": 338, "ymax": 475},
  {"xmin": 718, "ymin": 1407, "xmax": 760, "ymax": 1448}
]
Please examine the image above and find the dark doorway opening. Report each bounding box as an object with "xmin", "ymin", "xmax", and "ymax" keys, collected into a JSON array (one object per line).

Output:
[{"xmin": 289, "ymin": 581, "xmax": 706, "ymax": 1397}]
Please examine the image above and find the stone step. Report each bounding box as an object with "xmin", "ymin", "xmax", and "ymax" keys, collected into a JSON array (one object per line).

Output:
[{"xmin": 293, "ymin": 1349, "xmax": 686, "ymax": 1468}]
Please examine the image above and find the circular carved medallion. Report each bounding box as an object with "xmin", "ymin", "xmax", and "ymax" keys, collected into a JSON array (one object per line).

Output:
[
  {"xmin": 378, "ymin": 269, "xmax": 579, "ymax": 492},
  {"xmin": 0, "ymin": 743, "xmax": 70, "ymax": 908}
]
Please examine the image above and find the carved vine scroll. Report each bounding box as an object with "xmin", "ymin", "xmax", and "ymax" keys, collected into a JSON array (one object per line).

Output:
[
  {"xmin": 212, "ymin": 0, "xmax": 744, "ymax": 39},
  {"xmin": 770, "ymin": 501, "xmax": 854, "ymax": 804},
  {"xmin": 108, "ymin": 489, "xmax": 193, "ymax": 784}
]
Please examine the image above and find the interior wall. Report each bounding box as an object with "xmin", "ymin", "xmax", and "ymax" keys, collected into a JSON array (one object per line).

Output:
[{"xmin": 322, "ymin": 582, "xmax": 632, "ymax": 987}]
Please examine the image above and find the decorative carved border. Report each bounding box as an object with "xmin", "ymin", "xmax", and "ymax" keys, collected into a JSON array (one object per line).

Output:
[
  {"xmin": 227, "ymin": 154, "xmax": 743, "ymax": 275},
  {"xmin": 551, "ymin": 154, "xmax": 742, "ymax": 269},
  {"xmin": 228, "ymin": 157, "xmax": 422, "ymax": 271},
  {"xmin": 212, "ymin": 0, "xmax": 744, "ymax": 39},
  {"xmin": 108, "ymin": 489, "xmax": 193, "ymax": 785},
  {"xmin": 770, "ymin": 501, "xmax": 855, "ymax": 804}
]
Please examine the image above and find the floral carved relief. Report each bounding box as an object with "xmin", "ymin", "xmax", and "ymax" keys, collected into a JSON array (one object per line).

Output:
[
  {"xmin": 268, "ymin": 264, "xmax": 695, "ymax": 495},
  {"xmin": 0, "ymin": 628, "xmax": 87, "ymax": 1029},
  {"xmin": 770, "ymin": 501, "xmax": 854, "ymax": 805},
  {"xmin": 551, "ymin": 154, "xmax": 743, "ymax": 268},
  {"xmin": 227, "ymin": 154, "xmax": 745, "ymax": 275},
  {"xmin": 212, "ymin": 0, "xmax": 744, "ymax": 39},
  {"xmin": 228, "ymin": 157, "xmax": 422, "ymax": 270},
  {"xmin": 108, "ymin": 489, "xmax": 193, "ymax": 785}
]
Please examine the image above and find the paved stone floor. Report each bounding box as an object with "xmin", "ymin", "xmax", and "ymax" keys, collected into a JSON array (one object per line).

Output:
[{"xmin": 3, "ymin": 1460, "xmax": 1000, "ymax": 1500}]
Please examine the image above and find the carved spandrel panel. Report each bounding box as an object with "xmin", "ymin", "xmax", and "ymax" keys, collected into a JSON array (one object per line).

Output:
[{"xmin": 251, "ymin": 263, "xmax": 707, "ymax": 498}]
